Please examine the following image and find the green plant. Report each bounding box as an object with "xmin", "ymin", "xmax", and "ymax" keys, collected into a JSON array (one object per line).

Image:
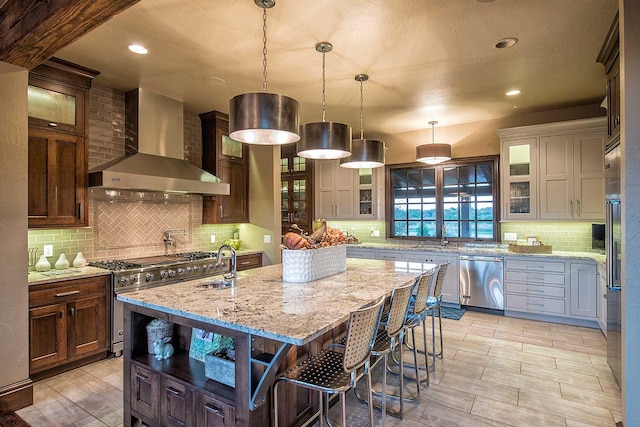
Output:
[{"xmin": 212, "ymin": 334, "xmax": 235, "ymax": 360}]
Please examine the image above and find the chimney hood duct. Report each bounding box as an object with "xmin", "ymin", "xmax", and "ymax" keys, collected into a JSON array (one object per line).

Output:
[{"xmin": 88, "ymin": 89, "xmax": 230, "ymax": 195}]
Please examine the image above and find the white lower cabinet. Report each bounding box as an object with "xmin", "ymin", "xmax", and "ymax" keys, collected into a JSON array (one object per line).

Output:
[
  {"xmin": 569, "ymin": 262, "xmax": 597, "ymax": 318},
  {"xmin": 596, "ymin": 262, "xmax": 607, "ymax": 334}
]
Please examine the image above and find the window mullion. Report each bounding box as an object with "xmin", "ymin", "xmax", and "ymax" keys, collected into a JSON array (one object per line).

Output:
[{"xmin": 435, "ymin": 165, "xmax": 443, "ymax": 239}]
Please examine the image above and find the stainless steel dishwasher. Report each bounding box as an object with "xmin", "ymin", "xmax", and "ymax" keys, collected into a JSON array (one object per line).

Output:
[{"xmin": 459, "ymin": 255, "xmax": 504, "ymax": 310}]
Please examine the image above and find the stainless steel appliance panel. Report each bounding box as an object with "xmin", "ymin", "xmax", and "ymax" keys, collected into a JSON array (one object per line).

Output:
[
  {"xmin": 459, "ymin": 255, "xmax": 504, "ymax": 310},
  {"xmin": 605, "ymin": 142, "xmax": 622, "ymax": 386}
]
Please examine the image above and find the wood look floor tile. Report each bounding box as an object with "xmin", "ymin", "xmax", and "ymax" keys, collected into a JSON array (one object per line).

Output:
[
  {"xmin": 522, "ymin": 342, "xmax": 592, "ymax": 363},
  {"xmin": 470, "ymin": 319, "xmax": 525, "ymax": 334},
  {"xmin": 481, "ymin": 367, "xmax": 561, "ymax": 397},
  {"xmin": 414, "ymin": 401, "xmax": 511, "ymax": 427},
  {"xmin": 419, "ymin": 383, "xmax": 475, "ymax": 412},
  {"xmin": 17, "ymin": 382, "xmax": 91, "ymax": 426},
  {"xmin": 551, "ymin": 339, "xmax": 608, "ymax": 356},
  {"xmin": 81, "ymin": 357, "xmax": 124, "ymax": 391},
  {"xmin": 439, "ymin": 372, "xmax": 518, "ymax": 405},
  {"xmin": 518, "ymin": 389, "xmax": 615, "ymax": 426},
  {"xmin": 589, "ymin": 353, "xmax": 611, "ymax": 366},
  {"xmin": 563, "ymin": 418, "xmax": 603, "ymax": 427},
  {"xmin": 462, "ymin": 334, "xmax": 524, "ymax": 352},
  {"xmin": 437, "ymin": 337, "xmax": 490, "ymax": 356},
  {"xmin": 521, "ymin": 362, "xmax": 602, "ymax": 390},
  {"xmin": 433, "ymin": 355, "xmax": 486, "ymax": 381},
  {"xmin": 471, "ymin": 395, "xmax": 566, "ymax": 427},
  {"xmin": 560, "ymin": 383, "xmax": 622, "ymax": 412},
  {"xmin": 554, "ymin": 358, "xmax": 619, "ymax": 380},
  {"xmin": 523, "ymin": 327, "xmax": 586, "ymax": 344},
  {"xmin": 492, "ymin": 330, "xmax": 553, "ymax": 347},
  {"xmin": 598, "ymin": 377, "xmax": 623, "ymax": 394},
  {"xmin": 487, "ymin": 347, "xmax": 556, "ymax": 368},
  {"xmin": 453, "ymin": 350, "xmax": 521, "ymax": 373},
  {"xmin": 66, "ymin": 415, "xmax": 109, "ymax": 426}
]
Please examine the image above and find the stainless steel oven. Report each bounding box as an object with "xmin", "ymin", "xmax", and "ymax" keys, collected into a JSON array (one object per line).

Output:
[{"xmin": 89, "ymin": 252, "xmax": 229, "ymax": 356}]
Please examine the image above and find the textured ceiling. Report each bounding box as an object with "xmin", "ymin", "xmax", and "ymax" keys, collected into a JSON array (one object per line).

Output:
[{"xmin": 55, "ymin": 0, "xmax": 617, "ymax": 139}]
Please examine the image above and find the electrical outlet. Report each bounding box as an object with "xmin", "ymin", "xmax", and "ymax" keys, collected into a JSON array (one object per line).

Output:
[
  {"xmin": 210, "ymin": 235, "xmax": 216, "ymax": 243},
  {"xmin": 371, "ymin": 229, "xmax": 380, "ymax": 237},
  {"xmin": 264, "ymin": 234, "xmax": 271, "ymax": 244},
  {"xmin": 43, "ymin": 245, "xmax": 53, "ymax": 256},
  {"xmin": 504, "ymin": 232, "xmax": 517, "ymax": 241}
]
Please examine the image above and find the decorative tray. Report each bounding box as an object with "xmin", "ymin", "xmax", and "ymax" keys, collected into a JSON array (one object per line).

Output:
[{"xmin": 508, "ymin": 243, "xmax": 552, "ymax": 254}]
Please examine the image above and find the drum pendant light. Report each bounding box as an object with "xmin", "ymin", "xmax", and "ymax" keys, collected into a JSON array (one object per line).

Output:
[
  {"xmin": 416, "ymin": 121, "xmax": 451, "ymax": 164},
  {"xmin": 229, "ymin": 0, "xmax": 299, "ymax": 145},
  {"xmin": 340, "ymin": 74, "xmax": 385, "ymax": 169},
  {"xmin": 297, "ymin": 42, "xmax": 351, "ymax": 159}
]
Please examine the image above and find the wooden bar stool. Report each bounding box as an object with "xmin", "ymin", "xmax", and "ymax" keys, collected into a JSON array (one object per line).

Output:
[{"xmin": 273, "ymin": 296, "xmax": 386, "ymax": 427}]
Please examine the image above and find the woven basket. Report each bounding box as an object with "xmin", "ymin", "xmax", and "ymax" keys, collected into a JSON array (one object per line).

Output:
[{"xmin": 146, "ymin": 319, "xmax": 174, "ymax": 354}]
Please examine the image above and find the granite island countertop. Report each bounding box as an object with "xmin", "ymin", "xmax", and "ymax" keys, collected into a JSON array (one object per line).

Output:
[{"xmin": 118, "ymin": 258, "xmax": 436, "ymax": 346}]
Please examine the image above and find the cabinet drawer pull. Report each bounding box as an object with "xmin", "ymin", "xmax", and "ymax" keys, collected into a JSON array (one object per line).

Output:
[
  {"xmin": 135, "ymin": 372, "xmax": 149, "ymax": 381},
  {"xmin": 167, "ymin": 387, "xmax": 181, "ymax": 396},
  {"xmin": 525, "ymin": 288, "xmax": 544, "ymax": 293},
  {"xmin": 240, "ymin": 261, "xmax": 251, "ymax": 265},
  {"xmin": 55, "ymin": 290, "xmax": 80, "ymax": 297},
  {"xmin": 204, "ymin": 403, "xmax": 223, "ymax": 415},
  {"xmin": 527, "ymin": 302, "xmax": 544, "ymax": 307}
]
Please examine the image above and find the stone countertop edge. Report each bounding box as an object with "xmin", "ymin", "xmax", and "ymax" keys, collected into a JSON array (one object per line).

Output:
[
  {"xmin": 118, "ymin": 259, "xmax": 433, "ymax": 346},
  {"xmin": 28, "ymin": 266, "xmax": 112, "ymax": 286},
  {"xmin": 350, "ymin": 242, "xmax": 605, "ymax": 263}
]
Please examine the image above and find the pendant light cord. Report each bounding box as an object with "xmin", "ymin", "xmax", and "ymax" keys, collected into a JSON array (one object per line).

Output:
[
  {"xmin": 262, "ymin": 4, "xmax": 268, "ymax": 93},
  {"xmin": 432, "ymin": 123, "xmax": 435, "ymax": 145},
  {"xmin": 321, "ymin": 49, "xmax": 326, "ymax": 122},
  {"xmin": 359, "ymin": 78, "xmax": 365, "ymax": 140}
]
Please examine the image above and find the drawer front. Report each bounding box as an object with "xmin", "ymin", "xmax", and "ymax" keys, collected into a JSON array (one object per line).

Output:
[
  {"xmin": 506, "ymin": 294, "xmax": 566, "ymax": 315},
  {"xmin": 131, "ymin": 362, "xmax": 160, "ymax": 423},
  {"xmin": 162, "ymin": 377, "xmax": 194, "ymax": 427},
  {"xmin": 236, "ymin": 253, "xmax": 262, "ymax": 271},
  {"xmin": 376, "ymin": 250, "xmax": 403, "ymax": 261},
  {"xmin": 505, "ymin": 282, "xmax": 565, "ymax": 298},
  {"xmin": 346, "ymin": 248, "xmax": 376, "ymax": 259},
  {"xmin": 505, "ymin": 270, "xmax": 566, "ymax": 286},
  {"xmin": 505, "ymin": 259, "xmax": 565, "ymax": 273},
  {"xmin": 29, "ymin": 276, "xmax": 109, "ymax": 308}
]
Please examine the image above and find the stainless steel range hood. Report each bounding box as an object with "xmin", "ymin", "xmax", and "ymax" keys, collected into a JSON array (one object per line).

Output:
[{"xmin": 88, "ymin": 89, "xmax": 230, "ymax": 195}]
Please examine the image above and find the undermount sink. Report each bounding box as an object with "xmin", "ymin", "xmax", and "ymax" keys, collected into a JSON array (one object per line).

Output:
[{"xmin": 196, "ymin": 279, "xmax": 233, "ymax": 290}]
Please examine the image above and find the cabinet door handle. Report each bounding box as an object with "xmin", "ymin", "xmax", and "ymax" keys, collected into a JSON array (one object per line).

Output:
[
  {"xmin": 219, "ymin": 206, "xmax": 224, "ymax": 219},
  {"xmin": 577, "ymin": 199, "xmax": 581, "ymax": 216},
  {"xmin": 569, "ymin": 200, "xmax": 574, "ymax": 217},
  {"xmin": 69, "ymin": 307, "xmax": 75, "ymax": 316},
  {"xmin": 204, "ymin": 403, "xmax": 223, "ymax": 415},
  {"xmin": 60, "ymin": 310, "xmax": 65, "ymax": 318},
  {"xmin": 166, "ymin": 387, "xmax": 181, "ymax": 396},
  {"xmin": 77, "ymin": 202, "xmax": 83, "ymax": 220},
  {"xmin": 135, "ymin": 372, "xmax": 149, "ymax": 381},
  {"xmin": 55, "ymin": 290, "xmax": 80, "ymax": 297}
]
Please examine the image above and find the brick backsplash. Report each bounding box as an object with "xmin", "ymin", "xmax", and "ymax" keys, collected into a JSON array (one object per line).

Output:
[{"xmin": 28, "ymin": 85, "xmax": 235, "ymax": 263}]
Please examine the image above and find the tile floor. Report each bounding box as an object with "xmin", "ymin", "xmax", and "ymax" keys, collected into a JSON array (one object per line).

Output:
[{"xmin": 17, "ymin": 311, "xmax": 622, "ymax": 426}]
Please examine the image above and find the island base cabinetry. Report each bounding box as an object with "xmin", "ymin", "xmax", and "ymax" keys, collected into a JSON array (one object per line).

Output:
[{"xmin": 123, "ymin": 304, "xmax": 339, "ymax": 427}]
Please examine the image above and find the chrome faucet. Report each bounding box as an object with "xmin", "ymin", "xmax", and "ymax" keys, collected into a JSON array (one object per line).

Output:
[
  {"xmin": 441, "ymin": 224, "xmax": 449, "ymax": 246},
  {"xmin": 216, "ymin": 244, "xmax": 236, "ymax": 287}
]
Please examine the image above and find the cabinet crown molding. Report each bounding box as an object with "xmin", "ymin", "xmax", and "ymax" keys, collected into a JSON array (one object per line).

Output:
[{"xmin": 496, "ymin": 117, "xmax": 606, "ymax": 140}]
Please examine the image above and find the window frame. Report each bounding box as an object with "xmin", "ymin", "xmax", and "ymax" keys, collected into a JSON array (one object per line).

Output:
[{"xmin": 385, "ymin": 155, "xmax": 500, "ymax": 242}]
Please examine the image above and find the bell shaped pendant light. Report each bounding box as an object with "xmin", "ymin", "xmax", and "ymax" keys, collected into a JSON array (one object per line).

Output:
[
  {"xmin": 340, "ymin": 74, "xmax": 385, "ymax": 169},
  {"xmin": 297, "ymin": 42, "xmax": 351, "ymax": 159},
  {"xmin": 416, "ymin": 121, "xmax": 451, "ymax": 164},
  {"xmin": 229, "ymin": 0, "xmax": 299, "ymax": 145}
]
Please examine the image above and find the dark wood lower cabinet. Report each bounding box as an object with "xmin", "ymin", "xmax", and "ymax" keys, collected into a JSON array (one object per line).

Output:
[
  {"xmin": 235, "ymin": 253, "xmax": 262, "ymax": 271},
  {"xmin": 29, "ymin": 275, "xmax": 110, "ymax": 377},
  {"xmin": 196, "ymin": 393, "xmax": 235, "ymax": 427},
  {"xmin": 131, "ymin": 363, "xmax": 160, "ymax": 424},
  {"xmin": 163, "ymin": 377, "xmax": 195, "ymax": 426}
]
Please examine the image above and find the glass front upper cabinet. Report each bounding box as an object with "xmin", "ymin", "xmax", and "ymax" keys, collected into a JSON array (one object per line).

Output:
[
  {"xmin": 501, "ymin": 139, "xmax": 538, "ymax": 220},
  {"xmin": 27, "ymin": 79, "xmax": 85, "ymax": 134}
]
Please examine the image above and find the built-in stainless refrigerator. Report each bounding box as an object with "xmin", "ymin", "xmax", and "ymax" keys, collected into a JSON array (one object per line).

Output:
[{"xmin": 605, "ymin": 141, "xmax": 622, "ymax": 386}]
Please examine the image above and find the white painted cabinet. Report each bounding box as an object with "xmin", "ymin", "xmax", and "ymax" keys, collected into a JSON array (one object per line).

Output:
[
  {"xmin": 569, "ymin": 262, "xmax": 597, "ymax": 318},
  {"xmin": 403, "ymin": 252, "xmax": 459, "ymax": 304},
  {"xmin": 497, "ymin": 117, "xmax": 606, "ymax": 222},
  {"xmin": 596, "ymin": 263, "xmax": 607, "ymax": 334},
  {"xmin": 315, "ymin": 160, "xmax": 384, "ymax": 220},
  {"xmin": 539, "ymin": 131, "xmax": 605, "ymax": 220}
]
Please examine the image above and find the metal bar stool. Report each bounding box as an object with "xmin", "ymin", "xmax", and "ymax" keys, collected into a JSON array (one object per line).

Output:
[
  {"xmin": 273, "ymin": 296, "xmax": 385, "ymax": 427},
  {"xmin": 426, "ymin": 262, "xmax": 448, "ymax": 368},
  {"xmin": 353, "ymin": 278, "xmax": 416, "ymax": 424}
]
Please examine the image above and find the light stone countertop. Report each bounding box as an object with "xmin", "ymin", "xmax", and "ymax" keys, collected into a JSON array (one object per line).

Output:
[
  {"xmin": 118, "ymin": 259, "xmax": 435, "ymax": 346},
  {"xmin": 28, "ymin": 266, "xmax": 112, "ymax": 286}
]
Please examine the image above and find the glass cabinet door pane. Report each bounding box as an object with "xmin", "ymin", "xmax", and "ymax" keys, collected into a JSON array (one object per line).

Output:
[
  {"xmin": 28, "ymin": 86, "xmax": 76, "ymax": 125},
  {"xmin": 358, "ymin": 168, "xmax": 372, "ymax": 185},
  {"xmin": 509, "ymin": 182, "xmax": 531, "ymax": 213},
  {"xmin": 221, "ymin": 135, "xmax": 243, "ymax": 158},
  {"xmin": 509, "ymin": 144, "xmax": 530, "ymax": 175}
]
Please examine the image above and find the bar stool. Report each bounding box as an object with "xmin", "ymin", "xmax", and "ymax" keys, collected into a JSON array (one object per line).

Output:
[
  {"xmin": 426, "ymin": 262, "xmax": 448, "ymax": 368},
  {"xmin": 354, "ymin": 279, "xmax": 416, "ymax": 424},
  {"xmin": 273, "ymin": 296, "xmax": 385, "ymax": 427}
]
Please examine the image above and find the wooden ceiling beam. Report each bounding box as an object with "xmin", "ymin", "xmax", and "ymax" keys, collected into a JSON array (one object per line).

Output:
[{"xmin": 0, "ymin": 0, "xmax": 140, "ymax": 69}]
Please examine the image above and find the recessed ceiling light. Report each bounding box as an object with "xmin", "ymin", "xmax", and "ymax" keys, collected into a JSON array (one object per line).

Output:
[
  {"xmin": 127, "ymin": 44, "xmax": 148, "ymax": 55},
  {"xmin": 201, "ymin": 76, "xmax": 226, "ymax": 86},
  {"xmin": 506, "ymin": 89, "xmax": 521, "ymax": 96},
  {"xmin": 476, "ymin": 0, "xmax": 496, "ymax": 2},
  {"xmin": 495, "ymin": 37, "xmax": 518, "ymax": 49}
]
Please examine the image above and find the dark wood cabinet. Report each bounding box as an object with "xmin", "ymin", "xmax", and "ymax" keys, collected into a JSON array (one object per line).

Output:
[
  {"xmin": 27, "ymin": 58, "xmax": 98, "ymax": 228},
  {"xmin": 235, "ymin": 253, "xmax": 262, "ymax": 271},
  {"xmin": 162, "ymin": 377, "xmax": 195, "ymax": 427},
  {"xmin": 280, "ymin": 144, "xmax": 314, "ymax": 235},
  {"xmin": 28, "ymin": 275, "xmax": 110, "ymax": 376},
  {"xmin": 200, "ymin": 111, "xmax": 249, "ymax": 224},
  {"xmin": 196, "ymin": 393, "xmax": 235, "ymax": 427},
  {"xmin": 131, "ymin": 362, "xmax": 161, "ymax": 424},
  {"xmin": 597, "ymin": 12, "xmax": 620, "ymax": 142}
]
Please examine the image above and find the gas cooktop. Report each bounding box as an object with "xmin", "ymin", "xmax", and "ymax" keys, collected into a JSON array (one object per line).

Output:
[{"xmin": 89, "ymin": 251, "xmax": 218, "ymax": 271}]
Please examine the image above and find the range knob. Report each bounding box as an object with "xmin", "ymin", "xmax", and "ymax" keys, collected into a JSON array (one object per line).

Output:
[
  {"xmin": 202, "ymin": 264, "xmax": 209, "ymax": 271},
  {"xmin": 118, "ymin": 276, "xmax": 127, "ymax": 285},
  {"xmin": 130, "ymin": 276, "xmax": 138, "ymax": 284},
  {"xmin": 177, "ymin": 268, "xmax": 185, "ymax": 276},
  {"xmin": 193, "ymin": 265, "xmax": 200, "ymax": 272},
  {"xmin": 168, "ymin": 269, "xmax": 176, "ymax": 277},
  {"xmin": 186, "ymin": 266, "xmax": 193, "ymax": 273},
  {"xmin": 145, "ymin": 273, "xmax": 154, "ymax": 282},
  {"xmin": 160, "ymin": 270, "xmax": 167, "ymax": 279}
]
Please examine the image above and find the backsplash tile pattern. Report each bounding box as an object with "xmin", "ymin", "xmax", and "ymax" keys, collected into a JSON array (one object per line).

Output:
[{"xmin": 500, "ymin": 222, "xmax": 602, "ymax": 253}]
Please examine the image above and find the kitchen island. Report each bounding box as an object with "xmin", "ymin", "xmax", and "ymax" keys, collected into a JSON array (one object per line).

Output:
[{"xmin": 119, "ymin": 258, "xmax": 432, "ymax": 427}]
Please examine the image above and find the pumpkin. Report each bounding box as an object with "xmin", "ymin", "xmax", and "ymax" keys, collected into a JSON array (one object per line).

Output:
[{"xmin": 283, "ymin": 232, "xmax": 308, "ymax": 250}]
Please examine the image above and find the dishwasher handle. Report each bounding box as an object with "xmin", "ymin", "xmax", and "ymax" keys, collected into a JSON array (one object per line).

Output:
[{"xmin": 459, "ymin": 255, "xmax": 503, "ymax": 263}]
